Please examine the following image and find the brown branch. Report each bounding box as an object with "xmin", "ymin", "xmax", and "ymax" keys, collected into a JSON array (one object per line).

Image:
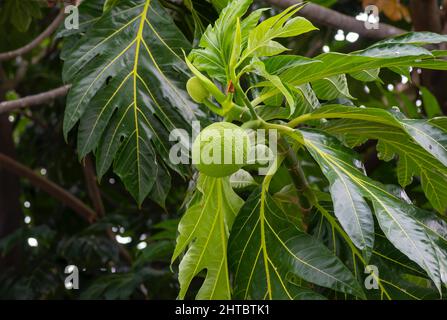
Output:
[
  {"xmin": 265, "ymin": 0, "xmax": 406, "ymax": 39},
  {"xmin": 0, "ymin": 9, "xmax": 65, "ymax": 62},
  {"xmin": 408, "ymin": 0, "xmax": 447, "ymax": 114},
  {"xmin": 82, "ymin": 156, "xmax": 133, "ymax": 264},
  {"xmin": 409, "ymin": 0, "xmax": 442, "ymax": 33},
  {"xmin": 83, "ymin": 156, "xmax": 105, "ymax": 218},
  {"xmin": 0, "ymin": 115, "xmax": 23, "ymax": 268},
  {"xmin": 0, "ymin": 85, "xmax": 71, "ymax": 114},
  {"xmin": 443, "ymin": 0, "xmax": 447, "ymax": 35},
  {"xmin": 0, "ymin": 153, "xmax": 96, "ymax": 223}
]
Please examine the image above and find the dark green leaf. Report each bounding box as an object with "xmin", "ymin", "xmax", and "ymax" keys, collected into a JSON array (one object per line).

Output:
[
  {"xmin": 62, "ymin": 0, "xmax": 204, "ymax": 205},
  {"xmin": 172, "ymin": 175, "xmax": 244, "ymax": 299},
  {"xmin": 303, "ymin": 130, "xmax": 447, "ymax": 293},
  {"xmin": 228, "ymin": 187, "xmax": 365, "ymax": 299}
]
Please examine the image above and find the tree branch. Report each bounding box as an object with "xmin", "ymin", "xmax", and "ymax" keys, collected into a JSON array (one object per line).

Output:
[
  {"xmin": 82, "ymin": 156, "xmax": 133, "ymax": 264},
  {"xmin": 0, "ymin": 9, "xmax": 65, "ymax": 62},
  {"xmin": 408, "ymin": 0, "xmax": 447, "ymax": 114},
  {"xmin": 265, "ymin": 0, "xmax": 406, "ymax": 39},
  {"xmin": 277, "ymin": 137, "xmax": 315, "ymax": 229},
  {"xmin": 83, "ymin": 156, "xmax": 105, "ymax": 218},
  {"xmin": 409, "ymin": 0, "xmax": 442, "ymax": 33},
  {"xmin": 0, "ymin": 85, "xmax": 71, "ymax": 114},
  {"xmin": 0, "ymin": 153, "xmax": 96, "ymax": 223}
]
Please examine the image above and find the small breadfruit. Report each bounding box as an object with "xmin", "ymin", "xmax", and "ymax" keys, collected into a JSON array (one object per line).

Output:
[
  {"xmin": 192, "ymin": 122, "xmax": 251, "ymax": 177},
  {"xmin": 186, "ymin": 76, "xmax": 209, "ymax": 103}
]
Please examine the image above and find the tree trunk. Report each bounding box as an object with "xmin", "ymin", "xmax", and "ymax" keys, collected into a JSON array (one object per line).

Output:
[
  {"xmin": 0, "ymin": 64, "xmax": 23, "ymax": 269},
  {"xmin": 0, "ymin": 114, "xmax": 23, "ymax": 268},
  {"xmin": 409, "ymin": 0, "xmax": 447, "ymax": 114}
]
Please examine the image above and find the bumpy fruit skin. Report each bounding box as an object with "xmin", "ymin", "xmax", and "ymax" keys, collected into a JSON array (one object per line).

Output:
[
  {"xmin": 186, "ymin": 76, "xmax": 209, "ymax": 103},
  {"xmin": 192, "ymin": 122, "xmax": 250, "ymax": 178}
]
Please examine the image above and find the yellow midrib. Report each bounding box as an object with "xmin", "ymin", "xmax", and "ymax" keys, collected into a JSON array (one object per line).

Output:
[
  {"xmin": 131, "ymin": 0, "xmax": 151, "ymax": 199},
  {"xmin": 308, "ymin": 140, "xmax": 432, "ymax": 276},
  {"xmin": 260, "ymin": 183, "xmax": 273, "ymax": 299}
]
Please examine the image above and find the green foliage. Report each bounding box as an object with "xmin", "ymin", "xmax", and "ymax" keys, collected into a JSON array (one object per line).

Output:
[
  {"xmin": 172, "ymin": 175, "xmax": 244, "ymax": 299},
  {"xmin": 303, "ymin": 130, "xmax": 446, "ymax": 292},
  {"xmin": 228, "ymin": 187, "xmax": 364, "ymax": 299},
  {"xmin": 308, "ymin": 105, "xmax": 447, "ymax": 212},
  {"xmin": 166, "ymin": 0, "xmax": 447, "ymax": 299},
  {"xmin": 0, "ymin": 0, "xmax": 42, "ymax": 32},
  {"xmin": 61, "ymin": 0, "xmax": 205, "ymax": 206},
  {"xmin": 3, "ymin": 0, "xmax": 447, "ymax": 301}
]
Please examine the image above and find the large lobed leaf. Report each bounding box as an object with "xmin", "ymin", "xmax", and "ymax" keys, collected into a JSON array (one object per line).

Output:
[
  {"xmin": 302, "ymin": 129, "xmax": 447, "ymax": 293},
  {"xmin": 326, "ymin": 119, "xmax": 447, "ymax": 213},
  {"xmin": 62, "ymin": 0, "xmax": 205, "ymax": 206},
  {"xmin": 242, "ymin": 3, "xmax": 317, "ymax": 60},
  {"xmin": 297, "ymin": 105, "xmax": 447, "ymax": 213},
  {"xmin": 256, "ymin": 36, "xmax": 447, "ymax": 112},
  {"xmin": 189, "ymin": 0, "xmax": 316, "ymax": 85},
  {"xmin": 172, "ymin": 175, "xmax": 244, "ymax": 299},
  {"xmin": 228, "ymin": 186, "xmax": 365, "ymax": 299},
  {"xmin": 319, "ymin": 203, "xmax": 443, "ymax": 299},
  {"xmin": 311, "ymin": 204, "xmax": 441, "ymax": 300},
  {"xmin": 189, "ymin": 0, "xmax": 253, "ymax": 83}
]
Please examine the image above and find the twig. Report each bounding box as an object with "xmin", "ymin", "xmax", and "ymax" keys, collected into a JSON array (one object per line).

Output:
[
  {"xmin": 82, "ymin": 156, "xmax": 105, "ymax": 218},
  {"xmin": 0, "ymin": 85, "xmax": 71, "ymax": 114},
  {"xmin": 409, "ymin": 0, "xmax": 442, "ymax": 33},
  {"xmin": 265, "ymin": 0, "xmax": 406, "ymax": 39},
  {"xmin": 236, "ymin": 83, "xmax": 258, "ymax": 119},
  {"xmin": 277, "ymin": 137, "xmax": 315, "ymax": 228},
  {"xmin": 0, "ymin": 9, "xmax": 65, "ymax": 62},
  {"xmin": 82, "ymin": 156, "xmax": 133, "ymax": 264},
  {"xmin": 0, "ymin": 152, "xmax": 96, "ymax": 223}
]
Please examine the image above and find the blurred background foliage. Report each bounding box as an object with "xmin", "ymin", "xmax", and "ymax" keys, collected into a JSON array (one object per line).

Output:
[{"xmin": 0, "ymin": 0, "xmax": 445, "ymax": 299}]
